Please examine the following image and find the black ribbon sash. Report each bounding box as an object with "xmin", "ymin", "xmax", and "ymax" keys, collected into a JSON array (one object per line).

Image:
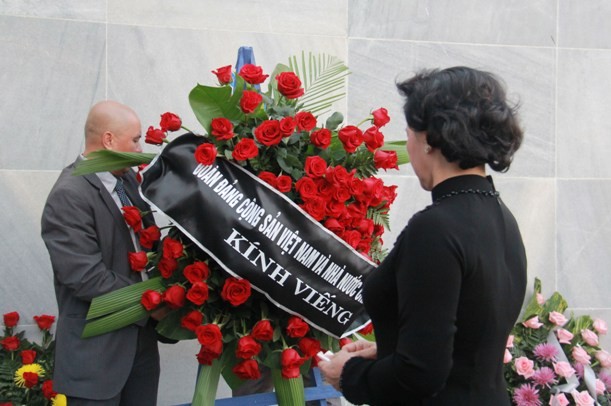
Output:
[{"xmin": 140, "ymin": 133, "xmax": 373, "ymax": 338}]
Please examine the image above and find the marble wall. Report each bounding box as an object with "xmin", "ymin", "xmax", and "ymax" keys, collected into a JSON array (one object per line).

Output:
[{"xmin": 1, "ymin": 0, "xmax": 610, "ymax": 404}]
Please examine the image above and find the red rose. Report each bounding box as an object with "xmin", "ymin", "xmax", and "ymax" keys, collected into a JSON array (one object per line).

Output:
[
  {"xmin": 323, "ymin": 218, "xmax": 344, "ymax": 235},
  {"xmin": 276, "ymin": 71, "xmax": 305, "ymax": 99},
  {"xmin": 139, "ymin": 225, "xmax": 161, "ymax": 249},
  {"xmin": 341, "ymin": 229, "xmax": 361, "ymax": 249},
  {"xmin": 121, "ymin": 206, "xmax": 142, "ymax": 232},
  {"xmin": 23, "ymin": 371, "xmax": 39, "ymax": 388},
  {"xmin": 159, "ymin": 112, "xmax": 182, "ymax": 132},
  {"xmin": 186, "ymin": 281, "xmax": 209, "ymax": 305},
  {"xmin": 240, "ymin": 90, "xmax": 262, "ymax": 114},
  {"xmin": 258, "ymin": 171, "xmax": 277, "ymax": 188},
  {"xmin": 212, "ymin": 65, "xmax": 232, "ymax": 85},
  {"xmin": 136, "ymin": 163, "xmax": 148, "ymax": 183},
  {"xmin": 180, "ymin": 310, "xmax": 204, "ymax": 331},
  {"xmin": 238, "ymin": 64, "xmax": 269, "ymax": 85},
  {"xmin": 254, "ymin": 120, "xmax": 283, "ymax": 146},
  {"xmin": 232, "ymin": 359, "xmax": 261, "ymax": 380},
  {"xmin": 304, "ymin": 156, "xmax": 327, "ymax": 178},
  {"xmin": 371, "ymin": 107, "xmax": 390, "ymax": 127},
  {"xmin": 374, "ymin": 150, "xmax": 398, "ymax": 171},
  {"xmin": 141, "ymin": 289, "xmax": 162, "ymax": 311},
  {"xmin": 325, "ymin": 200, "xmax": 346, "ymax": 218},
  {"xmin": 158, "ymin": 256, "xmax": 178, "ymax": 278},
  {"xmin": 235, "ymin": 335, "xmax": 262, "ymax": 359},
  {"xmin": 349, "ymin": 177, "xmax": 365, "ymax": 196},
  {"xmin": 310, "ymin": 128, "xmax": 331, "ymax": 149},
  {"xmin": 251, "ymin": 319, "xmax": 274, "ymax": 342},
  {"xmin": 338, "ymin": 125, "xmax": 364, "ymax": 153},
  {"xmin": 298, "ymin": 337, "xmax": 321, "ymax": 358},
  {"xmin": 362, "ymin": 177, "xmax": 385, "ymax": 206},
  {"xmin": 210, "ymin": 117, "xmax": 235, "ymax": 141},
  {"xmin": 331, "ymin": 185, "xmax": 351, "ymax": 203},
  {"xmin": 281, "ymin": 348, "xmax": 305, "ymax": 379},
  {"xmin": 0, "ymin": 336, "xmax": 19, "ymax": 351},
  {"xmin": 301, "ymin": 197, "xmax": 327, "ymax": 221},
  {"xmin": 162, "ymin": 237, "xmax": 183, "ymax": 259},
  {"xmin": 195, "ymin": 143, "xmax": 218, "ymax": 165},
  {"xmin": 276, "ymin": 175, "xmax": 292, "ymax": 193},
  {"xmin": 347, "ymin": 201, "xmax": 368, "ymax": 219},
  {"xmin": 295, "ymin": 176, "xmax": 318, "ymax": 200},
  {"xmin": 359, "ymin": 322, "xmax": 374, "ymax": 335},
  {"xmin": 295, "ymin": 111, "xmax": 316, "ymax": 132},
  {"xmin": 279, "ymin": 116, "xmax": 296, "ymax": 137},
  {"xmin": 286, "ymin": 316, "xmax": 309, "ymax": 338},
  {"xmin": 163, "ymin": 284, "xmax": 186, "ymax": 309},
  {"xmin": 363, "ymin": 126, "xmax": 384, "ymax": 152},
  {"xmin": 230, "ymin": 139, "xmax": 258, "ymax": 162},
  {"xmin": 197, "ymin": 341, "xmax": 223, "ymax": 365},
  {"xmin": 326, "ymin": 165, "xmax": 355, "ymax": 187},
  {"xmin": 357, "ymin": 235, "xmax": 373, "ymax": 254},
  {"xmin": 383, "ymin": 184, "xmax": 398, "ymax": 207},
  {"xmin": 356, "ymin": 218, "xmax": 375, "ymax": 235},
  {"xmin": 129, "ymin": 251, "xmax": 148, "ymax": 271},
  {"xmin": 42, "ymin": 380, "xmax": 57, "ymax": 399},
  {"xmin": 3, "ymin": 311, "xmax": 19, "ymax": 328},
  {"xmin": 20, "ymin": 349, "xmax": 36, "ymax": 364},
  {"xmin": 145, "ymin": 126, "xmax": 166, "ymax": 145},
  {"xmin": 183, "ymin": 261, "xmax": 210, "ymax": 284},
  {"xmin": 195, "ymin": 323, "xmax": 223, "ymax": 347},
  {"xmin": 315, "ymin": 178, "xmax": 334, "ymax": 199},
  {"xmin": 221, "ymin": 277, "xmax": 251, "ymax": 306}
]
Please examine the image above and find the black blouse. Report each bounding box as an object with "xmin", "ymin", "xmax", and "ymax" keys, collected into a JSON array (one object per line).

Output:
[{"xmin": 341, "ymin": 175, "xmax": 527, "ymax": 405}]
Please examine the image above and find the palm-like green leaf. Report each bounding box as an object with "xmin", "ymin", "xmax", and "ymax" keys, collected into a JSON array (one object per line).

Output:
[
  {"xmin": 289, "ymin": 51, "xmax": 350, "ymax": 115},
  {"xmin": 72, "ymin": 150, "xmax": 156, "ymax": 176}
]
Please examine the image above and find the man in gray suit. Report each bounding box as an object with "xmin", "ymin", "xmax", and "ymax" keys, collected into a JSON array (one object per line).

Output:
[{"xmin": 41, "ymin": 101, "xmax": 160, "ymax": 405}]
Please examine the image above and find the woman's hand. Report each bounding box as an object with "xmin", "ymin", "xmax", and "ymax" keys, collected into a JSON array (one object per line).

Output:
[{"xmin": 318, "ymin": 340, "xmax": 378, "ymax": 391}]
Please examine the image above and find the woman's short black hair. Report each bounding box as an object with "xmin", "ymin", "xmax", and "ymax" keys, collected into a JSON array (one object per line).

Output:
[{"xmin": 397, "ymin": 66, "xmax": 523, "ymax": 172}]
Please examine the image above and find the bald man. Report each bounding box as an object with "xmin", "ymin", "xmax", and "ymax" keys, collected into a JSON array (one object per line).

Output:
[{"xmin": 41, "ymin": 101, "xmax": 160, "ymax": 405}]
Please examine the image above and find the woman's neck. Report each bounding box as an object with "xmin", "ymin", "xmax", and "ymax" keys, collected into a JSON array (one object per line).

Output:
[{"xmin": 430, "ymin": 163, "xmax": 486, "ymax": 190}]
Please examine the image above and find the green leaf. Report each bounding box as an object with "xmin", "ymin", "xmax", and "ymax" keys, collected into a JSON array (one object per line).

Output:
[
  {"xmin": 271, "ymin": 367, "xmax": 305, "ymax": 405},
  {"xmin": 325, "ymin": 112, "xmax": 344, "ymax": 130},
  {"xmin": 86, "ymin": 276, "xmax": 164, "ymax": 319},
  {"xmin": 73, "ymin": 151, "xmax": 156, "ymax": 176},
  {"xmin": 189, "ymin": 81, "xmax": 244, "ymax": 134},
  {"xmin": 81, "ymin": 303, "xmax": 148, "ymax": 338},
  {"xmin": 192, "ymin": 358, "xmax": 223, "ymax": 406},
  {"xmin": 381, "ymin": 140, "xmax": 410, "ymax": 166},
  {"xmin": 155, "ymin": 310, "xmax": 196, "ymax": 341},
  {"xmin": 367, "ymin": 207, "xmax": 390, "ymax": 229},
  {"xmin": 288, "ymin": 52, "xmax": 350, "ymax": 114}
]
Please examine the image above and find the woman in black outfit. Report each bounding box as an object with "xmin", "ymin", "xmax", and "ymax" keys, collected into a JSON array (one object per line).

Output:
[{"xmin": 318, "ymin": 67, "xmax": 527, "ymax": 405}]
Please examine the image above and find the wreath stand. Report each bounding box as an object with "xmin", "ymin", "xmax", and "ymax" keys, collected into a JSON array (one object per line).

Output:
[
  {"xmin": 174, "ymin": 45, "xmax": 344, "ymax": 405},
  {"xmin": 175, "ymin": 367, "xmax": 342, "ymax": 405}
]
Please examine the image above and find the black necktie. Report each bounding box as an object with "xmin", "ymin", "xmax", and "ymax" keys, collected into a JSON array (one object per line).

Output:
[{"xmin": 114, "ymin": 178, "xmax": 132, "ymax": 207}]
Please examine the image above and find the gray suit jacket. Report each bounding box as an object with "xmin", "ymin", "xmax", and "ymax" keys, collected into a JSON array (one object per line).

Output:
[{"xmin": 41, "ymin": 159, "xmax": 157, "ymax": 399}]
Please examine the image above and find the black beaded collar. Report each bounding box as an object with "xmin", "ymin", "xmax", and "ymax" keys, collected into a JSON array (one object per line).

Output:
[
  {"xmin": 432, "ymin": 188, "xmax": 499, "ymax": 206},
  {"xmin": 422, "ymin": 175, "xmax": 500, "ymax": 212}
]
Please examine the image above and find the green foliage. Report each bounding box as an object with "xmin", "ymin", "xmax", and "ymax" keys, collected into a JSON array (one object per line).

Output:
[{"xmin": 0, "ymin": 319, "xmax": 57, "ymax": 405}]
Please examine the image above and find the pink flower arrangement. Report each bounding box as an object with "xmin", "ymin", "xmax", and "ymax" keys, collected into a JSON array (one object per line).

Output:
[{"xmin": 504, "ymin": 278, "xmax": 611, "ymax": 405}]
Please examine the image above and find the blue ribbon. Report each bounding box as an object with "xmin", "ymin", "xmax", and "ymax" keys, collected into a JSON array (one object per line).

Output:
[{"xmin": 232, "ymin": 46, "xmax": 260, "ymax": 92}]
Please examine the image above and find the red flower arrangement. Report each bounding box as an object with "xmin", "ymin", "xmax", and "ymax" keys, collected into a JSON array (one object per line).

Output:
[
  {"xmin": 1, "ymin": 311, "xmax": 64, "ymax": 405},
  {"xmin": 80, "ymin": 52, "xmax": 407, "ymax": 405}
]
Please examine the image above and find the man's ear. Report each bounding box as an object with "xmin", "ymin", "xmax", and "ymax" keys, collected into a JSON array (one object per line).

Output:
[{"xmin": 101, "ymin": 131, "xmax": 114, "ymax": 150}]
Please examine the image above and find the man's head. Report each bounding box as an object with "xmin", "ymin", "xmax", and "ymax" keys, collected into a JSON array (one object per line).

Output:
[{"xmin": 83, "ymin": 100, "xmax": 142, "ymax": 174}]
